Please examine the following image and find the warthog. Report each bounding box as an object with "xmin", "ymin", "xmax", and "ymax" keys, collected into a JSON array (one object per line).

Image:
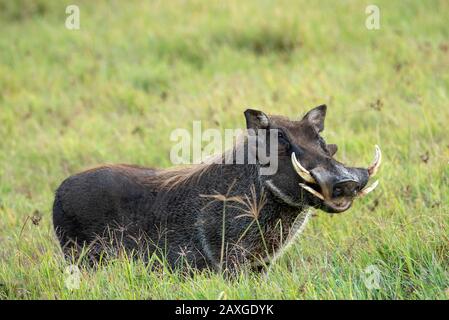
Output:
[{"xmin": 53, "ymin": 105, "xmax": 381, "ymax": 272}]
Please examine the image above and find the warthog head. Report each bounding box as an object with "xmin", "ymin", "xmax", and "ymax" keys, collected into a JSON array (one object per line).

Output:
[{"xmin": 245, "ymin": 105, "xmax": 381, "ymax": 213}]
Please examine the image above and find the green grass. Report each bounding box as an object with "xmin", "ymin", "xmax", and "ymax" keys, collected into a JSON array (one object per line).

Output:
[{"xmin": 0, "ymin": 0, "xmax": 448, "ymax": 299}]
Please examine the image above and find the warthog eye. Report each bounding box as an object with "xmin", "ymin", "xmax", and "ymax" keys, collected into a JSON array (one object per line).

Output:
[{"xmin": 277, "ymin": 131, "xmax": 290, "ymax": 148}]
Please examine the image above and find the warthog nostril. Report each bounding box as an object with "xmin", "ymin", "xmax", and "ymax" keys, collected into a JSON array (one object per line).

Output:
[
  {"xmin": 332, "ymin": 180, "xmax": 360, "ymax": 198},
  {"xmin": 333, "ymin": 186, "xmax": 343, "ymax": 197}
]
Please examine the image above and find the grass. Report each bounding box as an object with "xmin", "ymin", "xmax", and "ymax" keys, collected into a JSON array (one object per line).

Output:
[{"xmin": 0, "ymin": 0, "xmax": 448, "ymax": 299}]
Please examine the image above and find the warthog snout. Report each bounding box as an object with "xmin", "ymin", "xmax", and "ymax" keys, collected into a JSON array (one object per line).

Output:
[{"xmin": 292, "ymin": 145, "xmax": 381, "ymax": 213}]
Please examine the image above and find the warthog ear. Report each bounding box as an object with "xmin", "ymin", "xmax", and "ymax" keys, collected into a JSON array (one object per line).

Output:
[
  {"xmin": 302, "ymin": 104, "xmax": 327, "ymax": 132},
  {"xmin": 244, "ymin": 109, "xmax": 270, "ymax": 130},
  {"xmin": 327, "ymin": 144, "xmax": 338, "ymax": 156}
]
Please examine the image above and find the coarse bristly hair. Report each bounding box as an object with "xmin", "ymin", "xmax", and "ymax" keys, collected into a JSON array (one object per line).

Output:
[{"xmin": 148, "ymin": 131, "xmax": 250, "ymax": 190}]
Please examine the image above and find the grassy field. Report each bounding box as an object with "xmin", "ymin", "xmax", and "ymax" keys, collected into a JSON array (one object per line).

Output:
[{"xmin": 0, "ymin": 0, "xmax": 448, "ymax": 299}]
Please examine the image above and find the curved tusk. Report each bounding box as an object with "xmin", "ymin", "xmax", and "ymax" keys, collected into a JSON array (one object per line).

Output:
[
  {"xmin": 368, "ymin": 145, "xmax": 382, "ymax": 177},
  {"xmin": 291, "ymin": 152, "xmax": 316, "ymax": 184},
  {"xmin": 299, "ymin": 183, "xmax": 325, "ymax": 201},
  {"xmin": 358, "ymin": 180, "xmax": 379, "ymax": 197}
]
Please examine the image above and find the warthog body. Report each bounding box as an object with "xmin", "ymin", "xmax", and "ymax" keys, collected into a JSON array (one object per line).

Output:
[{"xmin": 53, "ymin": 105, "xmax": 380, "ymax": 272}]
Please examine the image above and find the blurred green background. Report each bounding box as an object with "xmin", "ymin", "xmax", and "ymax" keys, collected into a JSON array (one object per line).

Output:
[{"xmin": 0, "ymin": 0, "xmax": 448, "ymax": 299}]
